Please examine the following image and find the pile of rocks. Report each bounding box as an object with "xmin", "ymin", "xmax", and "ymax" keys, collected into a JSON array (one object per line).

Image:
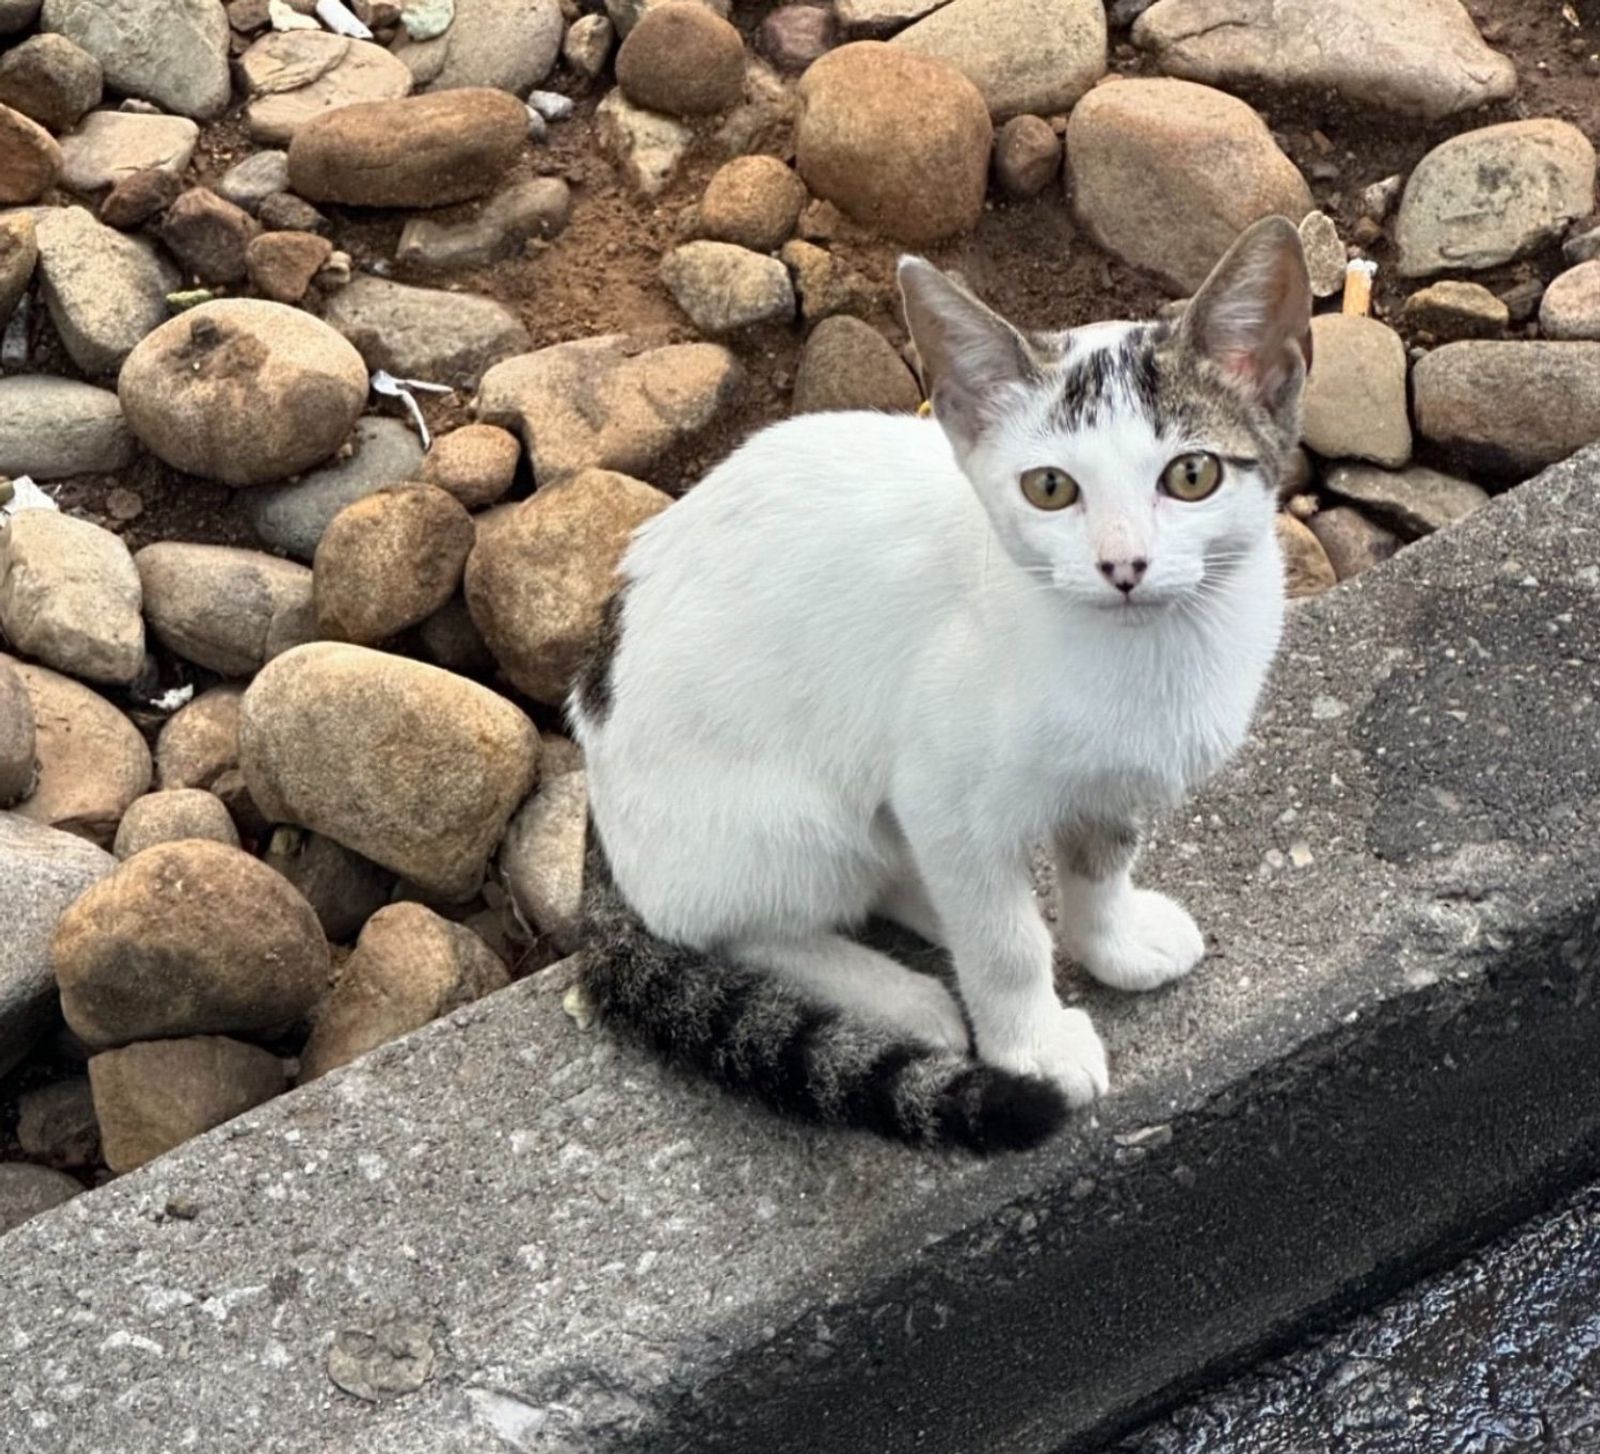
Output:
[{"xmin": 2, "ymin": 0, "xmax": 1599, "ymax": 1220}]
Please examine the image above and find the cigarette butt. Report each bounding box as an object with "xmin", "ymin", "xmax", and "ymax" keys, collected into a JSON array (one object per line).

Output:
[{"xmin": 1341, "ymin": 259, "xmax": 1377, "ymax": 317}]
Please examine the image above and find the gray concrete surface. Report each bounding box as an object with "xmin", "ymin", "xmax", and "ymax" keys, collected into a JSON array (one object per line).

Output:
[{"xmin": 3, "ymin": 447, "xmax": 1600, "ymax": 1454}]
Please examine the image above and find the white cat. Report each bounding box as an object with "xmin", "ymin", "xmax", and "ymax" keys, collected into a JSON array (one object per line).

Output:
[{"xmin": 570, "ymin": 216, "xmax": 1312, "ymax": 1153}]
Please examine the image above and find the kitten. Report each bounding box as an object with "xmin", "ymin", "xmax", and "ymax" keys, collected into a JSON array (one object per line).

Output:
[{"xmin": 569, "ymin": 216, "xmax": 1312, "ymax": 1154}]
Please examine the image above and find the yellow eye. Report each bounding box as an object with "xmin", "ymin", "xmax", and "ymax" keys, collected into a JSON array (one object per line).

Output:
[
  {"xmin": 1020, "ymin": 467, "xmax": 1079, "ymax": 511},
  {"xmin": 1161, "ymin": 452, "xmax": 1222, "ymax": 502}
]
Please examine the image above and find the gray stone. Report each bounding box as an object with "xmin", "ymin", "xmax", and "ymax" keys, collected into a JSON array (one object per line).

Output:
[
  {"xmin": 1133, "ymin": 0, "xmax": 1516, "ymax": 121},
  {"xmin": 0, "ymin": 659, "xmax": 34, "ymax": 808},
  {"xmin": 1562, "ymin": 224, "xmax": 1600, "ymax": 266},
  {"xmin": 0, "ymin": 812, "xmax": 115, "ymax": 1079},
  {"xmin": 1323, "ymin": 462, "xmax": 1490, "ymax": 538},
  {"xmin": 392, "ymin": 0, "xmax": 563, "ymax": 93},
  {"xmin": 1396, "ymin": 121, "xmax": 1597, "ymax": 279},
  {"xmin": 759, "ymin": 4, "xmax": 833, "ymax": 72},
  {"xmin": 0, "ymin": 211, "xmax": 36, "ymax": 326},
  {"xmin": 0, "ymin": 1163, "xmax": 79, "ymax": 1235},
  {"xmin": 40, "ymin": 0, "xmax": 232, "ymax": 120},
  {"xmin": 1413, "ymin": 341, "xmax": 1600, "ymax": 477},
  {"xmin": 994, "ymin": 114, "xmax": 1060, "ymax": 200},
  {"xmin": 1402, "ymin": 279, "xmax": 1510, "ymax": 340},
  {"xmin": 261, "ymin": 827, "xmax": 394, "ymax": 943},
  {"xmin": 0, "ymin": 33, "xmax": 103, "ymax": 134},
  {"xmin": 834, "ymin": 0, "xmax": 949, "ymax": 34},
  {"xmin": 217, "ymin": 150, "xmax": 290, "ymax": 213},
  {"xmin": 562, "ymin": 13, "xmax": 614, "ymax": 81},
  {"xmin": 498, "ymin": 766, "xmax": 586, "ymax": 950},
  {"xmin": 247, "ymin": 417, "xmax": 426, "ymax": 561},
  {"xmin": 792, "ymin": 314, "xmax": 921, "ymax": 414},
  {"xmin": 1538, "ymin": 261, "xmax": 1600, "ymax": 342},
  {"xmin": 1297, "ymin": 210, "xmax": 1345, "ymax": 298},
  {"xmin": 395, "ymin": 178, "xmax": 571, "ymax": 270},
  {"xmin": 7, "ymin": 444, "xmax": 1600, "ymax": 1447},
  {"xmin": 239, "ymin": 31, "xmax": 415, "ymax": 146},
  {"xmin": 595, "ymin": 87, "xmax": 694, "ymax": 198},
  {"xmin": 33, "ymin": 205, "xmax": 179, "ymax": 377},
  {"xmin": 1301, "ymin": 314, "xmax": 1411, "ymax": 467},
  {"xmin": 320, "ymin": 275, "xmax": 529, "ymax": 389},
  {"xmin": 891, "ymin": 0, "xmax": 1105, "ymax": 120},
  {"xmin": 0, "ymin": 0, "xmax": 42, "ymax": 35},
  {"xmin": 659, "ymin": 241, "xmax": 796, "ymax": 334},
  {"xmin": 57, "ymin": 110, "xmax": 199, "ymax": 193},
  {"xmin": 113, "ymin": 789, "xmax": 240, "ymax": 859},
  {"xmin": 16, "ymin": 1078, "xmax": 98, "ymax": 1168},
  {"xmin": 0, "ymin": 376, "xmax": 135, "ymax": 480},
  {"xmin": 1305, "ymin": 504, "xmax": 1398, "ymax": 581}
]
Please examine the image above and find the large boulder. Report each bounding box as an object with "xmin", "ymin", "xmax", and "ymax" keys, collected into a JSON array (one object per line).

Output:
[
  {"xmin": 240, "ymin": 643, "xmax": 540, "ymax": 899},
  {"xmin": 119, "ymin": 300, "xmax": 368, "ymax": 487},
  {"xmin": 40, "ymin": 0, "xmax": 231, "ymax": 119}
]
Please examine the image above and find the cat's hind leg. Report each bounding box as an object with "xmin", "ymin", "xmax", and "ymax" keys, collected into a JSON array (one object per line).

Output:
[{"xmin": 730, "ymin": 935, "xmax": 970, "ymax": 1055}]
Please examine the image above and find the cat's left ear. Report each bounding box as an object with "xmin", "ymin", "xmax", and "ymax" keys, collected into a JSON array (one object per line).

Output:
[
  {"xmin": 898, "ymin": 257, "xmax": 1042, "ymax": 456},
  {"xmin": 1178, "ymin": 216, "xmax": 1313, "ymax": 429}
]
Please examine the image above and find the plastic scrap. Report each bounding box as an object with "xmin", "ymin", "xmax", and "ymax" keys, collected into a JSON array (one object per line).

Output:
[
  {"xmin": 371, "ymin": 368, "xmax": 453, "ymax": 451},
  {"xmin": 316, "ymin": 0, "xmax": 374, "ymax": 39},
  {"xmin": 0, "ymin": 475, "xmax": 59, "ymax": 520},
  {"xmin": 149, "ymin": 684, "xmax": 196, "ymax": 713},
  {"xmin": 269, "ymin": 0, "xmax": 320, "ymax": 30}
]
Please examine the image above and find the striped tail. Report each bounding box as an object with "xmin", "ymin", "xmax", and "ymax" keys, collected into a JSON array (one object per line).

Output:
[{"xmin": 577, "ymin": 854, "xmax": 1069, "ymax": 1156}]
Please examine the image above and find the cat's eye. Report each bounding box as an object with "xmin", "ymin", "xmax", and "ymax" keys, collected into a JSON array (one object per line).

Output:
[
  {"xmin": 1161, "ymin": 452, "xmax": 1223, "ymax": 502},
  {"xmin": 1020, "ymin": 467, "xmax": 1079, "ymax": 511}
]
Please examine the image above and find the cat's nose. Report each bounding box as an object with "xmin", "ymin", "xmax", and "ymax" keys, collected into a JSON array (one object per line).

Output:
[{"xmin": 1097, "ymin": 557, "xmax": 1149, "ymax": 595}]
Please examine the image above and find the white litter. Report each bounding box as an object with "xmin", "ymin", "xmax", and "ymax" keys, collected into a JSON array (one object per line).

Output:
[
  {"xmin": 0, "ymin": 475, "xmax": 59, "ymax": 520},
  {"xmin": 315, "ymin": 0, "xmax": 374, "ymax": 38},
  {"xmin": 269, "ymin": 0, "xmax": 320, "ymax": 30},
  {"xmin": 527, "ymin": 91, "xmax": 574, "ymax": 122},
  {"xmin": 371, "ymin": 368, "xmax": 453, "ymax": 451},
  {"xmin": 149, "ymin": 684, "xmax": 196, "ymax": 713}
]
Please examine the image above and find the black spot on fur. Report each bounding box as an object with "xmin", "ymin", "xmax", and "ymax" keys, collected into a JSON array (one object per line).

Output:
[{"xmin": 574, "ymin": 587, "xmax": 626, "ymax": 723}]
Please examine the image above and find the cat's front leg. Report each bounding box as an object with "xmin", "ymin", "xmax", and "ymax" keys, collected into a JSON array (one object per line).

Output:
[{"xmin": 1055, "ymin": 821, "xmax": 1205, "ymax": 993}]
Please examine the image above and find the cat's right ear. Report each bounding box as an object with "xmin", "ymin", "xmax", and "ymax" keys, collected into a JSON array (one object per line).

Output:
[{"xmin": 898, "ymin": 257, "xmax": 1041, "ymax": 455}]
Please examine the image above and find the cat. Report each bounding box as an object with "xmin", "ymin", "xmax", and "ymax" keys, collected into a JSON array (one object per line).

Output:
[{"xmin": 568, "ymin": 215, "xmax": 1312, "ymax": 1155}]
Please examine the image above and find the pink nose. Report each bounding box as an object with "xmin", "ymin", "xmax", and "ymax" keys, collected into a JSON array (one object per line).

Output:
[{"xmin": 1097, "ymin": 557, "xmax": 1149, "ymax": 595}]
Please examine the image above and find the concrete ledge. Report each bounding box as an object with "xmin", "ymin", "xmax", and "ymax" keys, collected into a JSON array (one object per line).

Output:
[{"xmin": 4, "ymin": 449, "xmax": 1600, "ymax": 1453}]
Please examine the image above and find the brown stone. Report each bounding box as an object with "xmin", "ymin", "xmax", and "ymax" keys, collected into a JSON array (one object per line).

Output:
[
  {"xmin": 1306, "ymin": 505, "xmax": 1399, "ymax": 581},
  {"xmin": 0, "ymin": 101, "xmax": 61, "ymax": 204},
  {"xmin": 1276, "ymin": 513, "xmax": 1336, "ymax": 598},
  {"xmin": 616, "ymin": 1, "xmax": 746, "ymax": 117},
  {"xmin": 158, "ymin": 187, "xmax": 262, "ymax": 285},
  {"xmin": 0, "ymin": 33, "xmax": 103, "ymax": 134},
  {"xmin": 792, "ymin": 315, "xmax": 921, "ymax": 414},
  {"xmin": 155, "ymin": 686, "xmax": 260, "ymax": 833},
  {"xmin": 113, "ymin": 789, "xmax": 240, "ymax": 859},
  {"xmin": 0, "ymin": 656, "xmax": 35, "ymax": 807},
  {"xmin": 0, "ymin": 211, "xmax": 36, "ymax": 325},
  {"xmin": 699, "ymin": 155, "xmax": 808, "ymax": 252},
  {"xmin": 245, "ymin": 229, "xmax": 333, "ymax": 303},
  {"xmin": 1300, "ymin": 315, "xmax": 1411, "ymax": 467},
  {"xmin": 994, "ymin": 114, "xmax": 1061, "ymax": 199},
  {"xmin": 421, "ymin": 423, "xmax": 520, "ymax": 509},
  {"xmin": 99, "ymin": 167, "xmax": 181, "ymax": 229},
  {"xmin": 758, "ymin": 4, "xmax": 834, "ymax": 72},
  {"xmin": 780, "ymin": 239, "xmax": 875, "ymax": 324}
]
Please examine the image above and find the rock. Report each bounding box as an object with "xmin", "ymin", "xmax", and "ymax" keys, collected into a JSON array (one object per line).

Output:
[
  {"xmin": 313, "ymin": 485, "xmax": 475, "ymax": 644},
  {"xmin": 0, "ymin": 814, "xmax": 114, "ymax": 1078},
  {"xmin": 1275, "ymin": 512, "xmax": 1335, "ymax": 598},
  {"xmin": 98, "ymin": 168, "xmax": 183, "ymax": 229},
  {"xmin": 421, "ymin": 423, "xmax": 519, "ymax": 509},
  {"xmin": 616, "ymin": 1, "xmax": 746, "ymax": 117},
  {"xmin": 1297, "ymin": 211, "xmax": 1345, "ymax": 299},
  {"xmin": 57, "ymin": 110, "xmax": 198, "ymax": 193},
  {"xmin": 1538, "ymin": 262, "xmax": 1600, "ymax": 342},
  {"xmin": 396, "ymin": 177, "xmax": 571, "ymax": 270},
  {"xmin": 299, "ymin": 903, "xmax": 508, "ymax": 1080},
  {"xmin": 995, "ymin": 114, "xmax": 1060, "ymax": 199},
  {"xmin": 1499, "ymin": 278, "xmax": 1545, "ymax": 326},
  {"xmin": 713, "ymin": 54, "xmax": 796, "ymax": 160},
  {"xmin": 154, "ymin": 685, "xmax": 255, "ymax": 826},
  {"xmin": 241, "ymin": 644, "xmax": 538, "ymax": 898},
  {"xmin": 53, "ymin": 838, "xmax": 329, "ymax": 1047},
  {"xmin": 1132, "ymin": 0, "xmax": 1516, "ymax": 121},
  {"xmin": 89, "ymin": 1036, "xmax": 288, "ymax": 1172},
  {"xmin": 0, "ymin": 34, "xmax": 103, "ymax": 133},
  {"xmin": 1563, "ymin": 224, "xmax": 1600, "ymax": 266},
  {"xmin": 119, "ymin": 300, "xmax": 368, "ymax": 486},
  {"xmin": 465, "ymin": 468, "xmax": 671, "ymax": 705},
  {"xmin": 159, "ymin": 187, "xmax": 262, "ymax": 286},
  {"xmin": 833, "ymin": 0, "xmax": 945, "ymax": 33},
  {"xmin": 0, "ymin": 376, "xmax": 135, "ymax": 480},
  {"xmin": 34, "ymin": 206, "xmax": 179, "ymax": 376},
  {"xmin": 1395, "ymin": 121, "xmax": 1597, "ymax": 279},
  {"xmin": 780, "ymin": 239, "xmax": 874, "ymax": 324},
  {"xmin": 1305, "ymin": 506, "xmax": 1398, "ymax": 581},
  {"xmin": 1412, "ymin": 341, "xmax": 1600, "ymax": 476},
  {"xmin": 760, "ymin": 4, "xmax": 833, "ymax": 72},
  {"xmin": 0, "ymin": 0, "xmax": 41, "ymax": 33},
  {"xmin": 239, "ymin": 31, "xmax": 415, "ymax": 146},
  {"xmin": 1361, "ymin": 174, "xmax": 1404, "ymax": 222},
  {"xmin": 1300, "ymin": 316, "xmax": 1411, "ymax": 467},
  {"xmin": 792, "ymin": 315, "xmax": 921, "ymax": 414},
  {"xmin": 17, "ymin": 1078, "xmax": 98, "ymax": 1168},
  {"xmin": 247, "ymin": 418, "xmax": 426, "ymax": 560},
  {"xmin": 594, "ymin": 87, "xmax": 694, "ymax": 198},
  {"xmin": 136, "ymin": 543, "xmax": 315, "ymax": 677},
  {"xmin": 287, "ymin": 88, "xmax": 524, "ymax": 208},
  {"xmin": 477, "ymin": 334, "xmax": 740, "ymax": 483},
  {"xmin": 245, "ymin": 229, "xmax": 332, "ymax": 302},
  {"xmin": 660, "ymin": 241, "xmax": 796, "ymax": 334},
  {"xmin": 0, "ymin": 512, "xmax": 143, "ymax": 685},
  {"xmin": 0, "ymin": 102, "xmax": 62, "ymax": 204},
  {"xmin": 413, "ymin": 594, "xmax": 496, "ymax": 676},
  {"xmin": 256, "ymin": 190, "xmax": 326, "ymax": 233},
  {"xmin": 40, "ymin": 0, "xmax": 232, "ymax": 119},
  {"xmin": 320, "ymin": 275, "xmax": 528, "ymax": 388},
  {"xmin": 605, "ymin": 0, "xmax": 730, "ymax": 36},
  {"xmin": 498, "ymin": 769, "xmax": 586, "ymax": 951},
  {"xmin": 1066, "ymin": 78, "xmax": 1312, "ymax": 295},
  {"xmin": 392, "ymin": 0, "xmax": 563, "ymax": 94},
  {"xmin": 261, "ymin": 827, "xmax": 392, "ymax": 942},
  {"xmin": 0, "ymin": 660, "xmax": 34, "ymax": 807},
  {"xmin": 562, "ymin": 13, "xmax": 614, "ymax": 82},
  {"xmin": 698, "ymin": 156, "xmax": 807, "ymax": 253},
  {"xmin": 113, "ymin": 789, "xmax": 240, "ymax": 859},
  {"xmin": 1401, "ymin": 280, "xmax": 1509, "ymax": 340},
  {"xmin": 0, "ymin": 1163, "xmax": 80, "ymax": 1234},
  {"xmin": 2, "ymin": 655, "xmax": 150, "ymax": 845},
  {"xmin": 1323, "ymin": 463, "xmax": 1489, "ymax": 537},
  {"xmin": 0, "ymin": 212, "xmax": 36, "ymax": 325},
  {"xmin": 218, "ymin": 149, "xmax": 290, "ymax": 211},
  {"xmin": 892, "ymin": 0, "xmax": 1105, "ymax": 120},
  {"xmin": 795, "ymin": 43, "xmax": 990, "ymax": 246}
]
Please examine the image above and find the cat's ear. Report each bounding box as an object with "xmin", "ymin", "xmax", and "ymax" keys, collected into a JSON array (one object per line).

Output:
[
  {"xmin": 1178, "ymin": 216, "xmax": 1313, "ymax": 424},
  {"xmin": 898, "ymin": 257, "xmax": 1042, "ymax": 453}
]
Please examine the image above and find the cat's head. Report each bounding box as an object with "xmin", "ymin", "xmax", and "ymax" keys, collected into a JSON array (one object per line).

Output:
[{"xmin": 898, "ymin": 217, "xmax": 1312, "ymax": 618}]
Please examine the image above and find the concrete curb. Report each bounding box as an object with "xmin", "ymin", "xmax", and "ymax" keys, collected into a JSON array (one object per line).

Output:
[{"xmin": 4, "ymin": 448, "xmax": 1600, "ymax": 1453}]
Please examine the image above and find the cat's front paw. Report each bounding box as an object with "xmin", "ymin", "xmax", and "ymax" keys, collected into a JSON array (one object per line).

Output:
[
  {"xmin": 1076, "ymin": 889, "xmax": 1205, "ymax": 992},
  {"xmin": 984, "ymin": 1006, "xmax": 1108, "ymax": 1107}
]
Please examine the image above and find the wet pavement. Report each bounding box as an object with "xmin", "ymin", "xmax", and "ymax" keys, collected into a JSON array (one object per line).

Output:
[{"xmin": 1110, "ymin": 1181, "xmax": 1600, "ymax": 1453}]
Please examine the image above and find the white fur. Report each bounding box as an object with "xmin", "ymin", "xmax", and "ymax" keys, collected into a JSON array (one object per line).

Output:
[{"xmin": 572, "ymin": 335, "xmax": 1286, "ymax": 1105}]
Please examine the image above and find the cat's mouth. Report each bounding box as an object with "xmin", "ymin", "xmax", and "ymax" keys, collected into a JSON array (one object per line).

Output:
[{"xmin": 1088, "ymin": 595, "xmax": 1170, "ymax": 623}]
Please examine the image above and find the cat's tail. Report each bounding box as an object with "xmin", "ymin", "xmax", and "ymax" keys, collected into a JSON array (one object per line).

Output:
[{"xmin": 575, "ymin": 853, "xmax": 1070, "ymax": 1156}]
